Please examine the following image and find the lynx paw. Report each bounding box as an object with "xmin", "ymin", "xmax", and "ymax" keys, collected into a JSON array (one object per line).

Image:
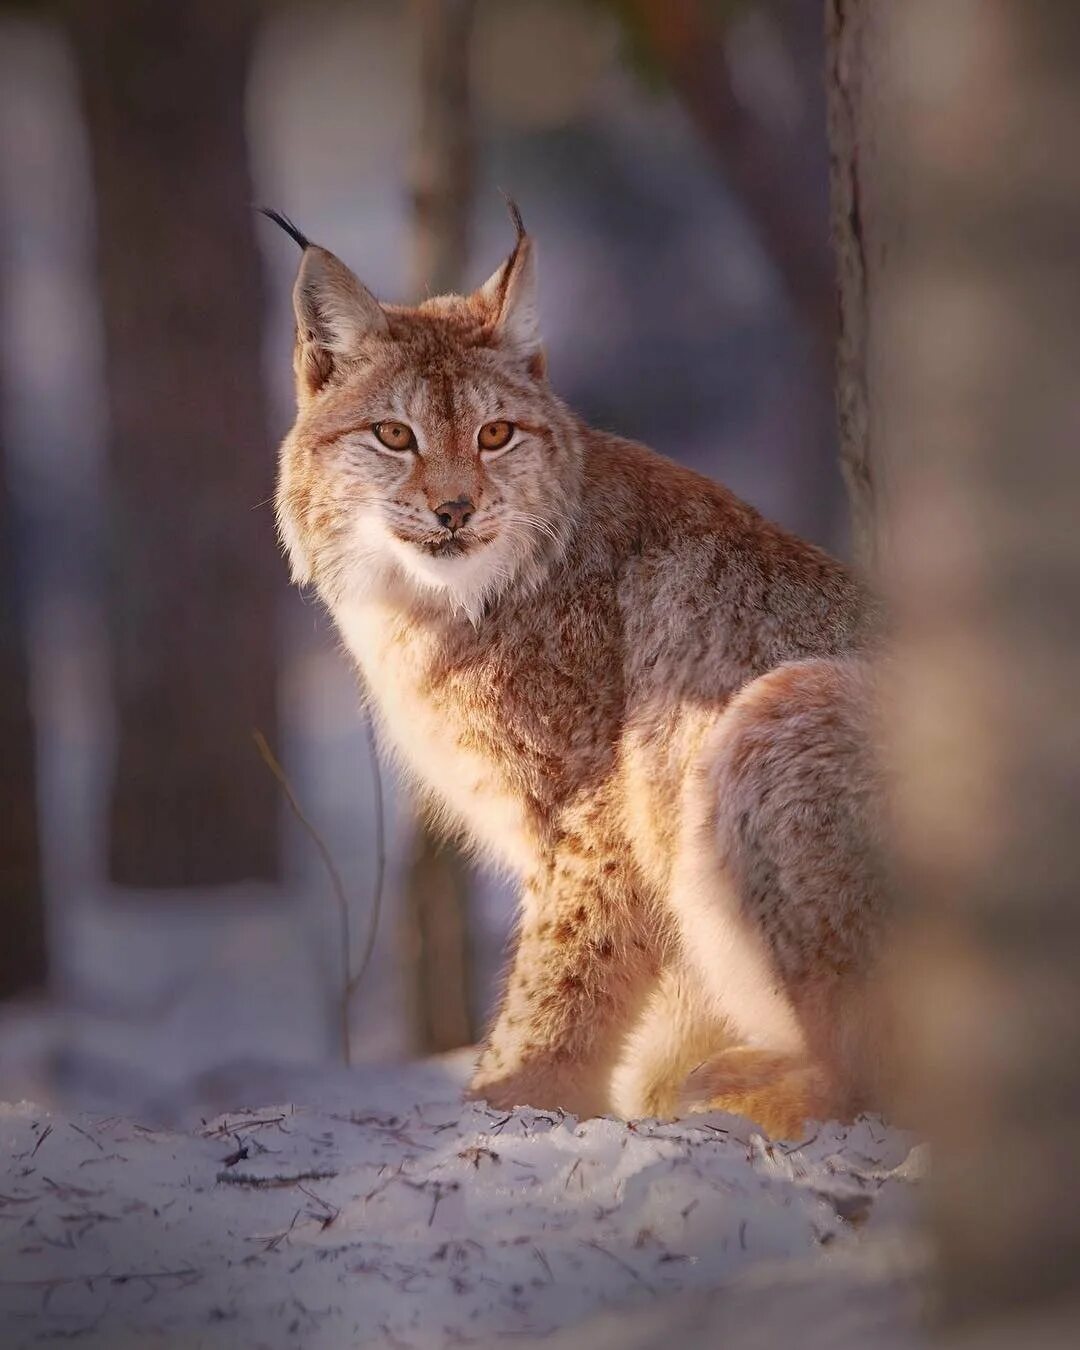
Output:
[
  {"xmin": 468, "ymin": 1063, "xmax": 604, "ymax": 1119},
  {"xmin": 679, "ymin": 1048, "xmax": 826, "ymax": 1141},
  {"xmin": 467, "ymin": 1063, "xmax": 561, "ymax": 1112}
]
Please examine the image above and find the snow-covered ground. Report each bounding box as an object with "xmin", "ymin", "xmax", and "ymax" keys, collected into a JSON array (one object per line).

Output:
[{"xmin": 1, "ymin": 1054, "xmax": 927, "ymax": 1349}]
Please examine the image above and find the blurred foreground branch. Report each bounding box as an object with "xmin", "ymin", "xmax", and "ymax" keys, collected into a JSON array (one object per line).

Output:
[{"xmin": 879, "ymin": 0, "xmax": 1080, "ymax": 1336}]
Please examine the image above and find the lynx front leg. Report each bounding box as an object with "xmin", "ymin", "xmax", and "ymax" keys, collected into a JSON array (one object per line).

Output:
[
  {"xmin": 470, "ymin": 853, "xmax": 655, "ymax": 1118},
  {"xmin": 609, "ymin": 964, "xmax": 728, "ymax": 1120}
]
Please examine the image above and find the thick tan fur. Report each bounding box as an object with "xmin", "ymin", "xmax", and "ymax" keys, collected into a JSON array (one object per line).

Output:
[{"xmin": 270, "ymin": 210, "xmax": 888, "ymax": 1139}]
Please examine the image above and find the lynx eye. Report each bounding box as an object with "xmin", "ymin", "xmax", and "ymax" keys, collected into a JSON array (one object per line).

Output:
[
  {"xmin": 478, "ymin": 420, "xmax": 515, "ymax": 452},
  {"xmin": 373, "ymin": 420, "xmax": 416, "ymax": 451}
]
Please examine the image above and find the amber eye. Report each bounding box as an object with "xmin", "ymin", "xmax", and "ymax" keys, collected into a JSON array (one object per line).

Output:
[
  {"xmin": 478, "ymin": 420, "xmax": 515, "ymax": 452},
  {"xmin": 373, "ymin": 420, "xmax": 416, "ymax": 451}
]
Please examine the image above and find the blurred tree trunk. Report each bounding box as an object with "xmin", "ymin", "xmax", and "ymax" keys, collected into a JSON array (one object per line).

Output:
[
  {"xmin": 0, "ymin": 331, "xmax": 47, "ymax": 998},
  {"xmin": 401, "ymin": 0, "xmax": 477, "ymax": 1054},
  {"xmin": 411, "ymin": 0, "xmax": 474, "ymax": 298},
  {"xmin": 401, "ymin": 825, "xmax": 474, "ymax": 1055},
  {"xmin": 626, "ymin": 0, "xmax": 843, "ymax": 548},
  {"xmin": 629, "ymin": 0, "xmax": 836, "ymax": 362},
  {"xmin": 64, "ymin": 1, "xmax": 278, "ymax": 887},
  {"xmin": 866, "ymin": 0, "xmax": 1080, "ymax": 1338}
]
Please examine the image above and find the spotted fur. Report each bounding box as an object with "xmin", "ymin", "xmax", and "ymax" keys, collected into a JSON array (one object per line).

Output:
[{"xmin": 270, "ymin": 212, "xmax": 889, "ymax": 1137}]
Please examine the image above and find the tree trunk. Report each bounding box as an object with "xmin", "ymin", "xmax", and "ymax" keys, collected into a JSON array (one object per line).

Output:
[
  {"xmin": 626, "ymin": 0, "xmax": 842, "ymax": 549},
  {"xmin": 401, "ymin": 825, "xmax": 474, "ymax": 1055},
  {"xmin": 411, "ymin": 0, "xmax": 474, "ymax": 298},
  {"xmin": 65, "ymin": 0, "xmax": 278, "ymax": 887},
  {"xmin": 0, "ymin": 333, "xmax": 47, "ymax": 998},
  {"xmin": 401, "ymin": 0, "xmax": 477, "ymax": 1054},
  {"xmin": 631, "ymin": 0, "xmax": 836, "ymax": 364},
  {"xmin": 856, "ymin": 0, "xmax": 1080, "ymax": 1336},
  {"xmin": 824, "ymin": 0, "xmax": 890, "ymax": 574}
]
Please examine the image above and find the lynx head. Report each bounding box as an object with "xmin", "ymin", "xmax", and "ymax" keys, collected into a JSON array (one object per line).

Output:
[{"xmin": 268, "ymin": 206, "xmax": 582, "ymax": 621}]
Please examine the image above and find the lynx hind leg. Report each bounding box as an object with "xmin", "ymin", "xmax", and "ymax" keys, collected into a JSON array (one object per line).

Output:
[
  {"xmin": 609, "ymin": 964, "xmax": 728, "ymax": 1120},
  {"xmin": 680, "ymin": 1047, "xmax": 833, "ymax": 1141},
  {"xmin": 671, "ymin": 657, "xmax": 887, "ymax": 1132}
]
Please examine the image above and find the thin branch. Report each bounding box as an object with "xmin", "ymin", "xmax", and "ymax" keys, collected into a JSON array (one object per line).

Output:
[
  {"xmin": 253, "ymin": 725, "xmax": 387, "ymax": 1067},
  {"xmin": 349, "ymin": 717, "xmax": 386, "ymax": 996},
  {"xmin": 253, "ymin": 728, "xmax": 351, "ymax": 1064}
]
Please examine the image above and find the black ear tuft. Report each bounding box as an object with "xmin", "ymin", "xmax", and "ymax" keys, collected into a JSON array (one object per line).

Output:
[
  {"xmin": 258, "ymin": 206, "xmax": 310, "ymax": 251},
  {"xmin": 502, "ymin": 194, "xmax": 526, "ymax": 244}
]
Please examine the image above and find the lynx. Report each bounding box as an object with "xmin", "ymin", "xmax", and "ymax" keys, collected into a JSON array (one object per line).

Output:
[{"xmin": 266, "ymin": 206, "xmax": 888, "ymax": 1139}]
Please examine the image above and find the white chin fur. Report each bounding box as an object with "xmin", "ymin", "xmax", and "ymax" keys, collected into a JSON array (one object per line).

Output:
[
  {"xmin": 325, "ymin": 514, "xmax": 521, "ymax": 621},
  {"xmin": 385, "ymin": 531, "xmax": 512, "ymax": 618}
]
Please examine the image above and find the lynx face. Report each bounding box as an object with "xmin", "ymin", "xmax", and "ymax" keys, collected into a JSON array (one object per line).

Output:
[{"xmin": 274, "ymin": 216, "xmax": 582, "ymax": 619}]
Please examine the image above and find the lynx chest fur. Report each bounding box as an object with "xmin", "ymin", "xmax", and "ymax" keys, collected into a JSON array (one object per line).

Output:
[
  {"xmin": 333, "ymin": 584, "xmax": 624, "ymax": 877},
  {"xmin": 333, "ymin": 597, "xmax": 532, "ymax": 872}
]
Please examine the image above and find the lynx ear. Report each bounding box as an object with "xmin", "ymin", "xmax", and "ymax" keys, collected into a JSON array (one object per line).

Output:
[
  {"xmin": 477, "ymin": 203, "xmax": 544, "ymax": 377},
  {"xmin": 292, "ymin": 247, "xmax": 389, "ymax": 398},
  {"xmin": 260, "ymin": 209, "xmax": 388, "ymax": 400}
]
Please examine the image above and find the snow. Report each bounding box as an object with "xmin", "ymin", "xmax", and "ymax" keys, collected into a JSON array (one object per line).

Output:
[{"xmin": 1, "ymin": 1054, "xmax": 926, "ymax": 1349}]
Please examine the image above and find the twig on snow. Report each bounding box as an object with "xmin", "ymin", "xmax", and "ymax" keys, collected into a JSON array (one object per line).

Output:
[
  {"xmin": 68, "ymin": 1123, "xmax": 104, "ymax": 1153},
  {"xmin": 297, "ymin": 1182, "xmax": 339, "ymax": 1230},
  {"xmin": 221, "ymin": 1141, "xmax": 250, "ymax": 1169},
  {"xmin": 263, "ymin": 1206, "xmax": 304, "ymax": 1252},
  {"xmin": 580, "ymin": 1239, "xmax": 656, "ymax": 1295},
  {"xmin": 202, "ymin": 1114, "xmax": 287, "ymax": 1138},
  {"xmin": 216, "ymin": 1168, "xmax": 337, "ymax": 1188},
  {"xmin": 28, "ymin": 1124, "xmax": 53, "ymax": 1158}
]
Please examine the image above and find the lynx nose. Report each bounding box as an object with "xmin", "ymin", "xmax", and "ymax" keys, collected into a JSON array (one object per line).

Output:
[{"xmin": 434, "ymin": 498, "xmax": 474, "ymax": 533}]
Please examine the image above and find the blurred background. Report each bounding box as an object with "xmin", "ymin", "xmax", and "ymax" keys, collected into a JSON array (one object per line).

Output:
[{"xmin": 0, "ymin": 0, "xmax": 847, "ymax": 1118}]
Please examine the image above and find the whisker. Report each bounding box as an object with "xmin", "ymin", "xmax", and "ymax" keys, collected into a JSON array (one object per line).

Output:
[{"xmin": 503, "ymin": 510, "xmax": 561, "ymax": 546}]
